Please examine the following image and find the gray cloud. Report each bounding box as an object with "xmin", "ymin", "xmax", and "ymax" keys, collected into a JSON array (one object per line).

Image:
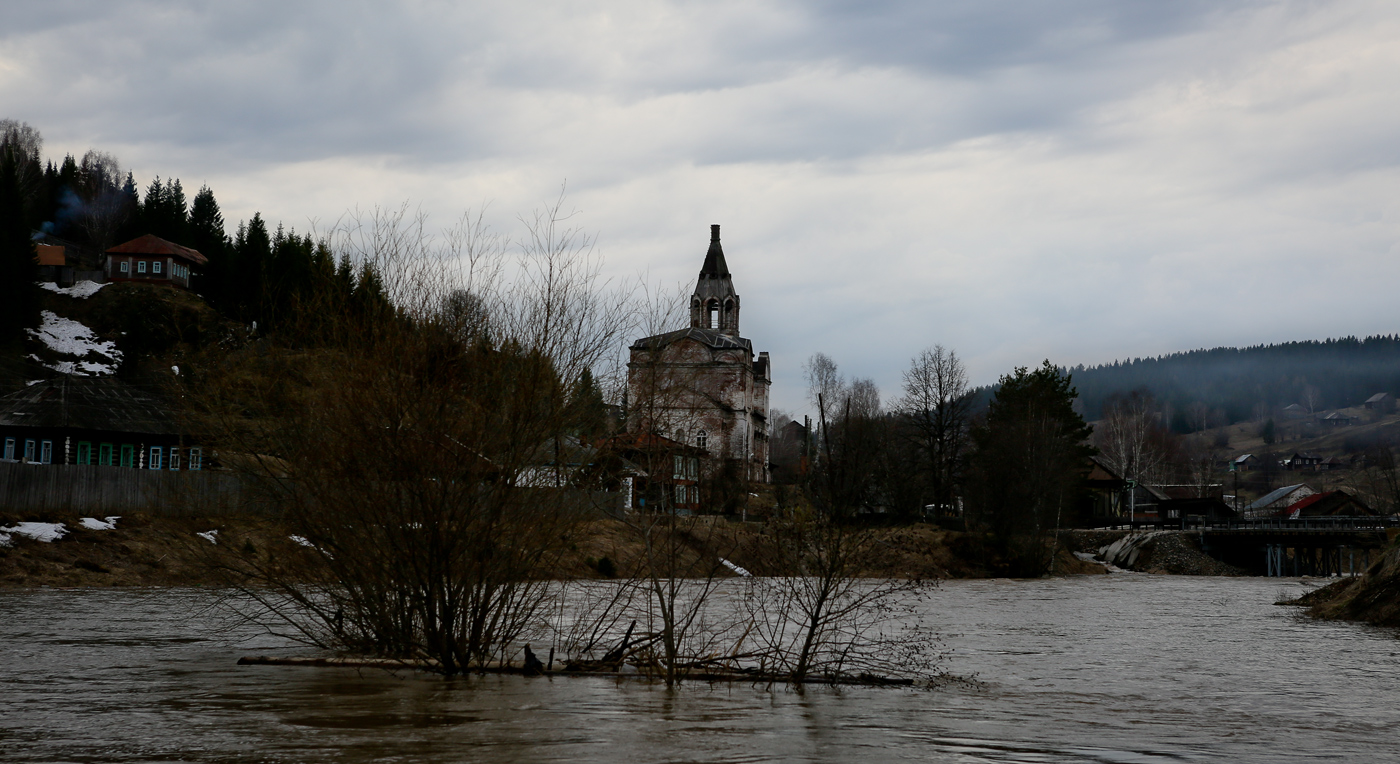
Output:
[{"xmin": 3, "ymin": 0, "xmax": 1398, "ymax": 412}]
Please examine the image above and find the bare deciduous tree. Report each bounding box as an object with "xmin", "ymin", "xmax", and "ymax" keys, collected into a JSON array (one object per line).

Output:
[
  {"xmin": 195, "ymin": 198, "xmax": 633, "ymax": 675},
  {"xmin": 1095, "ymin": 389, "xmax": 1174, "ymax": 492},
  {"xmin": 895, "ymin": 345, "xmax": 971, "ymax": 518}
]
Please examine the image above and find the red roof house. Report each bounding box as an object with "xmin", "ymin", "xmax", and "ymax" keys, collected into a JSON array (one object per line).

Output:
[
  {"xmin": 105, "ymin": 235, "xmax": 208, "ymax": 290},
  {"xmin": 1281, "ymin": 490, "xmax": 1375, "ymax": 519}
]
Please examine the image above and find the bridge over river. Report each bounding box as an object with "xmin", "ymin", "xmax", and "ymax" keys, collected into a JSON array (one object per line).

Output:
[{"xmin": 1140, "ymin": 517, "xmax": 1396, "ymax": 577}]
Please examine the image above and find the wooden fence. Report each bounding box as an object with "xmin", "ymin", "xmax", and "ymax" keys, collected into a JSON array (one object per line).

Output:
[{"xmin": 0, "ymin": 462, "xmax": 263, "ymax": 515}]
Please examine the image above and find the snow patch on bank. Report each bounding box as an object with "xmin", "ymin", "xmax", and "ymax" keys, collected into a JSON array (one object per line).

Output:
[
  {"xmin": 0, "ymin": 522, "xmax": 69, "ymax": 546},
  {"xmin": 720, "ymin": 558, "xmax": 751, "ymax": 577},
  {"xmin": 38, "ymin": 280, "xmax": 109, "ymax": 299},
  {"xmin": 197, "ymin": 530, "xmax": 219, "ymax": 545},
  {"xmin": 80, "ymin": 516, "xmax": 120, "ymax": 531},
  {"xmin": 26, "ymin": 310, "xmax": 122, "ymax": 375}
]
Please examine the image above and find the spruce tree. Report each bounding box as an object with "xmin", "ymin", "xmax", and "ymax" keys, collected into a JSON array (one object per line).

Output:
[
  {"xmin": 188, "ymin": 185, "xmax": 227, "ymax": 305},
  {"xmin": 238, "ymin": 213, "xmax": 272, "ymax": 323},
  {"xmin": 966, "ymin": 360, "xmax": 1094, "ymax": 575},
  {"xmin": 0, "ymin": 148, "xmax": 40, "ymax": 344}
]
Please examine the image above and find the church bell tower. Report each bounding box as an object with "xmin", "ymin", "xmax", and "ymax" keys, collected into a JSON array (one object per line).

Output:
[{"xmin": 690, "ymin": 224, "xmax": 740, "ymax": 337}]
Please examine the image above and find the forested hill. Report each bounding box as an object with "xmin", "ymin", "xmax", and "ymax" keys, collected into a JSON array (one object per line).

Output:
[{"xmin": 1063, "ymin": 335, "xmax": 1400, "ymax": 427}]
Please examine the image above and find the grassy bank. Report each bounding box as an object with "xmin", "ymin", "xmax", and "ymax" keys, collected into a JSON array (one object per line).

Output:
[
  {"xmin": 0, "ymin": 510, "xmax": 1111, "ymax": 588},
  {"xmin": 1291, "ymin": 534, "xmax": 1400, "ymax": 627}
]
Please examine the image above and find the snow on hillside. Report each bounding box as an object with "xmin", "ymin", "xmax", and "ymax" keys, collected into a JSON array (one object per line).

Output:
[
  {"xmin": 38, "ymin": 280, "xmax": 109, "ymax": 299},
  {"xmin": 26, "ymin": 310, "xmax": 122, "ymax": 376}
]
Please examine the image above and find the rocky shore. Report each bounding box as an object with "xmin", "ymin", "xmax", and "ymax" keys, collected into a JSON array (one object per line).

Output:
[{"xmin": 1060, "ymin": 529, "xmax": 1246, "ymax": 576}]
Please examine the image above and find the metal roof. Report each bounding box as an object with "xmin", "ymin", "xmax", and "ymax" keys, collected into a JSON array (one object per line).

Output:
[
  {"xmin": 1245, "ymin": 483, "xmax": 1310, "ymax": 511},
  {"xmin": 0, "ymin": 377, "xmax": 180, "ymax": 436},
  {"xmin": 106, "ymin": 234, "xmax": 209, "ymax": 265},
  {"xmin": 631, "ymin": 326, "xmax": 752, "ymax": 352}
]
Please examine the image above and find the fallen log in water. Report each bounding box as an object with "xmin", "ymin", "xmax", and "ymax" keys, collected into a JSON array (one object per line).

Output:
[{"xmin": 235, "ymin": 655, "xmax": 916, "ymax": 686}]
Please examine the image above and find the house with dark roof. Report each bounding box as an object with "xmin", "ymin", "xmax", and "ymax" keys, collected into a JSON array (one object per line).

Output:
[
  {"xmin": 1319, "ymin": 411, "xmax": 1359, "ymax": 427},
  {"xmin": 105, "ymin": 234, "xmax": 208, "ymax": 290},
  {"xmin": 589, "ymin": 432, "xmax": 707, "ymax": 513},
  {"xmin": 1364, "ymin": 392, "xmax": 1394, "ymax": 413},
  {"xmin": 0, "ymin": 377, "xmax": 203, "ymax": 470},
  {"xmin": 1286, "ymin": 452, "xmax": 1323, "ymax": 471}
]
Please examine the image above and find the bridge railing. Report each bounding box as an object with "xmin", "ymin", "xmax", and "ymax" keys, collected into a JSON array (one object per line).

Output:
[{"xmin": 1194, "ymin": 516, "xmax": 1397, "ymax": 531}]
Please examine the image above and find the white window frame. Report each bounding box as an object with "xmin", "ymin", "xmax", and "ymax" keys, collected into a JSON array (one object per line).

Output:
[
  {"xmin": 189, "ymin": 447, "xmax": 202, "ymax": 470},
  {"xmin": 169, "ymin": 448, "xmax": 180, "ymax": 471},
  {"xmin": 3, "ymin": 437, "xmax": 13, "ymax": 461},
  {"xmin": 137, "ymin": 261, "xmax": 147, "ymax": 274},
  {"xmin": 153, "ymin": 260, "xmax": 163, "ymax": 274},
  {"xmin": 673, "ymin": 455, "xmax": 683, "ymax": 480},
  {"xmin": 696, "ymin": 431, "xmax": 707, "ymax": 450},
  {"xmin": 675, "ymin": 484, "xmax": 687, "ymax": 506},
  {"xmin": 149, "ymin": 446, "xmax": 163, "ymax": 470},
  {"xmin": 40, "ymin": 440, "xmax": 52, "ymax": 464},
  {"xmin": 120, "ymin": 261, "xmax": 130, "ymax": 273},
  {"xmin": 23, "ymin": 439, "xmax": 36, "ymax": 462}
]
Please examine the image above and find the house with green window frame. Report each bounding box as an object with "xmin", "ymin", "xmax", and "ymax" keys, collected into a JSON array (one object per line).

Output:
[{"xmin": 0, "ymin": 377, "xmax": 205, "ymax": 472}]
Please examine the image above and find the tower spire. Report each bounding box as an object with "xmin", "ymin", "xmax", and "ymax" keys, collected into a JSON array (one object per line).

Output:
[{"xmin": 690, "ymin": 225, "xmax": 740, "ymax": 335}]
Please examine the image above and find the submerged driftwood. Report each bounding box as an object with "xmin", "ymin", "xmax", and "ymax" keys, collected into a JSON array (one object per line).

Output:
[{"xmin": 235, "ymin": 655, "xmax": 915, "ymax": 686}]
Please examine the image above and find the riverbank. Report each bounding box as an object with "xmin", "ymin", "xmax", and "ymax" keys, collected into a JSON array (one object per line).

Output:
[
  {"xmin": 1289, "ymin": 537, "xmax": 1400, "ymax": 627},
  {"xmin": 0, "ymin": 511, "xmax": 1108, "ymax": 587}
]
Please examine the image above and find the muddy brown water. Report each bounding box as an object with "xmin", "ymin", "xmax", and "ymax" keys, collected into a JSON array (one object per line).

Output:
[{"xmin": 2, "ymin": 576, "xmax": 1398, "ymax": 763}]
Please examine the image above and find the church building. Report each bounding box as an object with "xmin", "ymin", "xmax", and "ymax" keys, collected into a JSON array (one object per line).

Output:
[{"xmin": 628, "ymin": 225, "xmax": 771, "ymax": 483}]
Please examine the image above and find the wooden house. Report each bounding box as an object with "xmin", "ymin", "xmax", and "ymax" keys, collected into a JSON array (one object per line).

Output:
[
  {"xmin": 104, "ymin": 235, "xmax": 207, "ymax": 290},
  {"xmin": 1081, "ymin": 455, "xmax": 1130, "ymax": 525},
  {"xmin": 1364, "ymin": 392, "xmax": 1394, "ymax": 412},
  {"xmin": 595, "ymin": 432, "xmax": 707, "ymax": 513},
  {"xmin": 1286, "ymin": 452, "xmax": 1322, "ymax": 471},
  {"xmin": 0, "ymin": 378, "xmax": 203, "ymax": 470}
]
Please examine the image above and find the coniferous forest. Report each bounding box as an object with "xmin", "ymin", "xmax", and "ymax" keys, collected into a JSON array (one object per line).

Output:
[{"xmin": 1065, "ymin": 337, "xmax": 1400, "ymax": 428}]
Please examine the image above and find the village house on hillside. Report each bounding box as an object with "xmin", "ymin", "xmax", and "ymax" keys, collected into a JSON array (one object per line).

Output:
[
  {"xmin": 1364, "ymin": 392, "xmax": 1395, "ymax": 413},
  {"xmin": 104, "ymin": 234, "xmax": 207, "ymax": 291},
  {"xmin": 0, "ymin": 377, "xmax": 202, "ymax": 470},
  {"xmin": 627, "ymin": 225, "xmax": 771, "ymax": 484}
]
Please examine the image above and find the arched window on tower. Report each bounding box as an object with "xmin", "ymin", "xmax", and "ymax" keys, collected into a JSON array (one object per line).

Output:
[
  {"xmin": 706, "ymin": 300, "xmax": 719, "ymax": 329},
  {"xmin": 723, "ymin": 299, "xmax": 734, "ymax": 328},
  {"xmin": 696, "ymin": 430, "xmax": 707, "ymax": 450}
]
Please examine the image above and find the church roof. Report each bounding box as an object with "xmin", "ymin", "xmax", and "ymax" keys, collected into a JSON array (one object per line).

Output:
[
  {"xmin": 699, "ymin": 224, "xmax": 730, "ymax": 279},
  {"xmin": 631, "ymin": 326, "xmax": 752, "ymax": 352}
]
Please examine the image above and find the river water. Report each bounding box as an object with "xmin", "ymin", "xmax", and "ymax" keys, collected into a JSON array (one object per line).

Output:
[{"xmin": 2, "ymin": 576, "xmax": 1398, "ymax": 763}]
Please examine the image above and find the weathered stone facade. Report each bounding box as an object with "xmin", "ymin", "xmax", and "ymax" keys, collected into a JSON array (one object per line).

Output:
[{"xmin": 627, "ymin": 226, "xmax": 771, "ymax": 483}]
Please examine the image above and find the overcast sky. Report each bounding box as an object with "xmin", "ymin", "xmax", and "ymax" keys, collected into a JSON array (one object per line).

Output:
[{"xmin": 4, "ymin": 1, "xmax": 1399, "ymax": 415}]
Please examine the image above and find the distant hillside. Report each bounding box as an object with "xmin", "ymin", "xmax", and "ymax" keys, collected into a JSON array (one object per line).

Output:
[{"xmin": 1063, "ymin": 335, "xmax": 1400, "ymax": 428}]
